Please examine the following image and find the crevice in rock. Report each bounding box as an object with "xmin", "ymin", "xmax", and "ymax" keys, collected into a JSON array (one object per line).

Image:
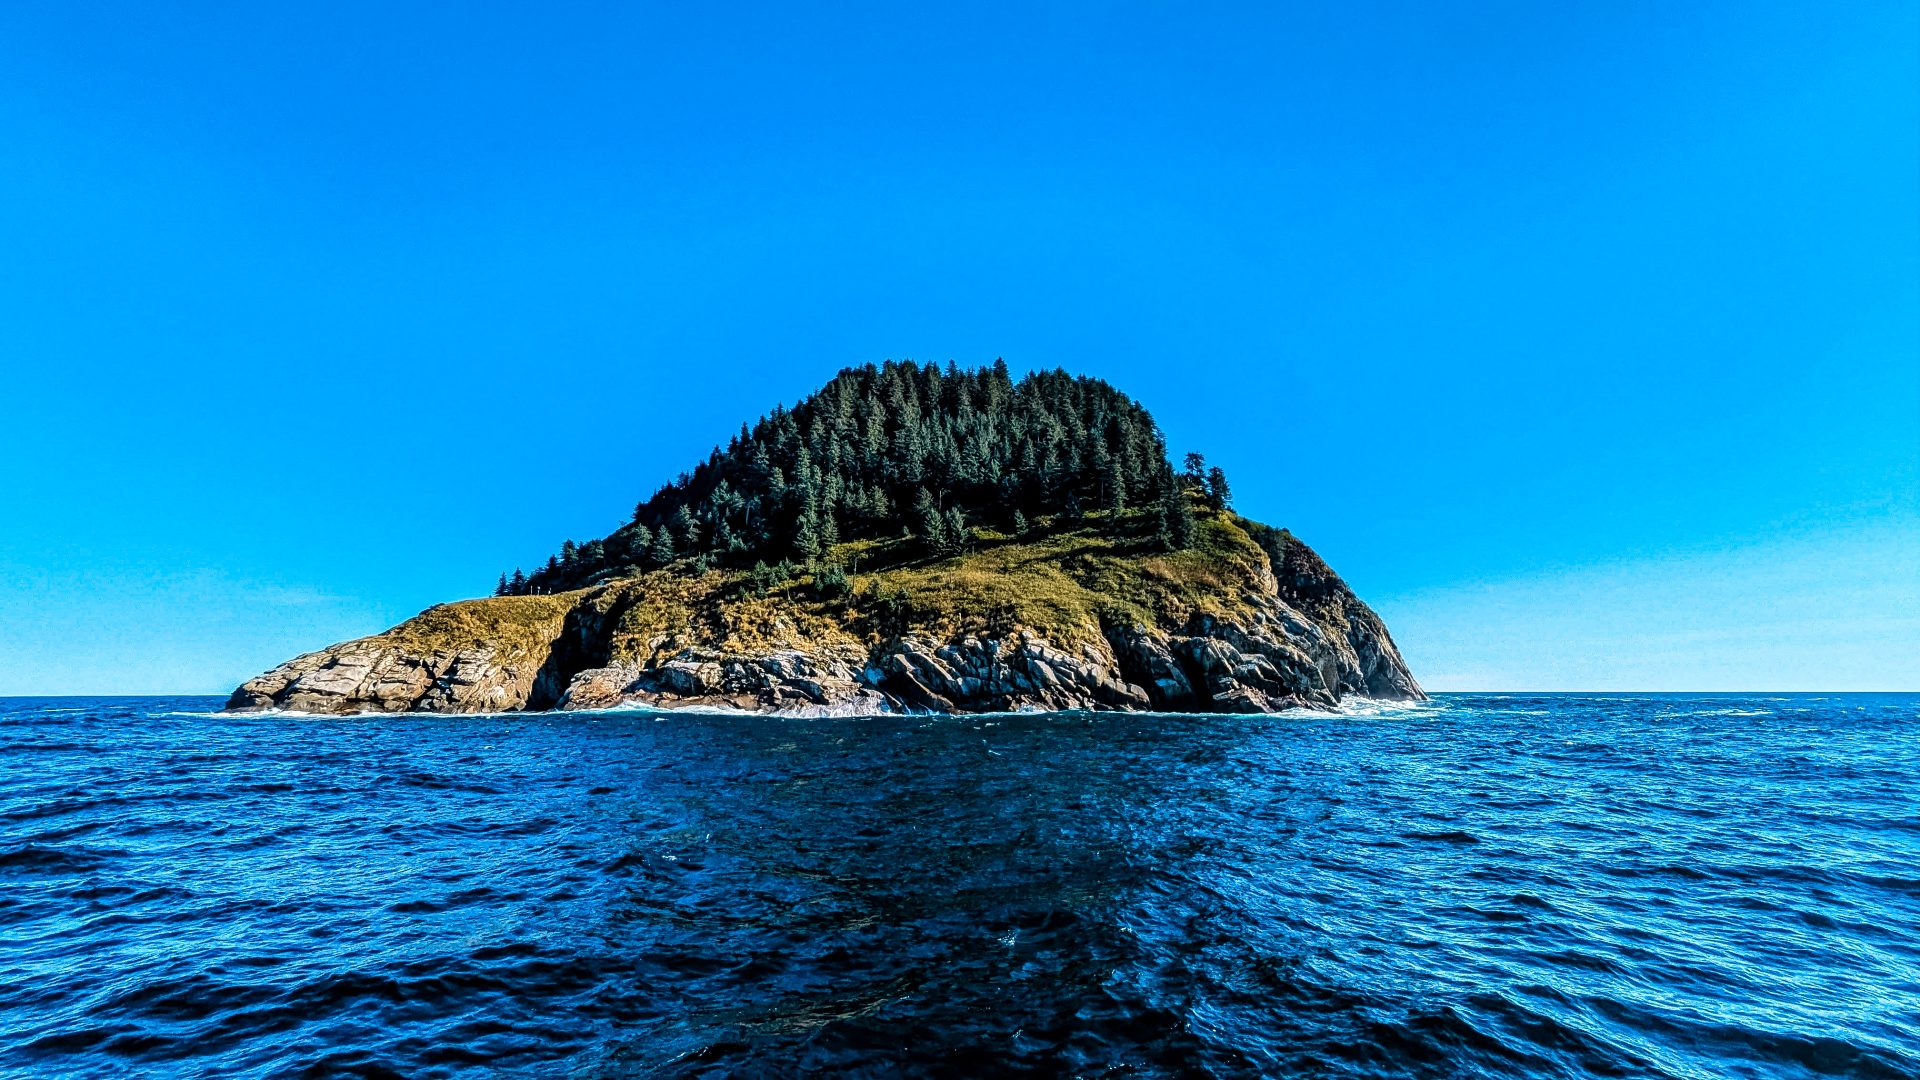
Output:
[{"xmin": 528, "ymin": 589, "xmax": 630, "ymax": 709}]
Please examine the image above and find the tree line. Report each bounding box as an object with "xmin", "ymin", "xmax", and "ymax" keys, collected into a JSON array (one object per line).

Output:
[{"xmin": 497, "ymin": 360, "xmax": 1230, "ymax": 595}]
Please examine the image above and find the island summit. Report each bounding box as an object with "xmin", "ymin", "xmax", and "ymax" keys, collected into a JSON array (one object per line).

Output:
[{"xmin": 230, "ymin": 361, "xmax": 1422, "ymax": 715}]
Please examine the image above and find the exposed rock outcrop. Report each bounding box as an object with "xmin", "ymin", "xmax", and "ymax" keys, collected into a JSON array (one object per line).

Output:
[
  {"xmin": 225, "ymin": 595, "xmax": 574, "ymax": 714},
  {"xmin": 226, "ymin": 528, "xmax": 1421, "ymax": 716}
]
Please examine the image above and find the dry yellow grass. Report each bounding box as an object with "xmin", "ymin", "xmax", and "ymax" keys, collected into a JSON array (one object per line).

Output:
[
  {"xmin": 356, "ymin": 511, "xmax": 1278, "ymax": 661},
  {"xmin": 377, "ymin": 592, "xmax": 578, "ymax": 660}
]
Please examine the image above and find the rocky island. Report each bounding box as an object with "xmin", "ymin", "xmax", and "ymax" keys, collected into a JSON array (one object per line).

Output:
[{"xmin": 229, "ymin": 362, "xmax": 1420, "ymax": 715}]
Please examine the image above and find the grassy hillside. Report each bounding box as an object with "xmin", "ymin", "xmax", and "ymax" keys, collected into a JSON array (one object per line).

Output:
[{"xmin": 382, "ymin": 509, "xmax": 1276, "ymax": 667}]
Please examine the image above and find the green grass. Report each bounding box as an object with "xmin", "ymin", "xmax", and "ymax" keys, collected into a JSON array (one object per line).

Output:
[
  {"xmin": 376, "ymin": 592, "xmax": 578, "ymax": 660},
  {"xmin": 354, "ymin": 510, "xmax": 1283, "ymax": 662}
]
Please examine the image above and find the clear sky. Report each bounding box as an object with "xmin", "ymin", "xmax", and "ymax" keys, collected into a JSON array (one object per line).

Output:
[{"xmin": 1, "ymin": 2, "xmax": 1914, "ymax": 695}]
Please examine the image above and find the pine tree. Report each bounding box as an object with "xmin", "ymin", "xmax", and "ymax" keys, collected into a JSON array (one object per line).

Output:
[
  {"xmin": 1181, "ymin": 452, "xmax": 1207, "ymax": 492},
  {"xmin": 495, "ymin": 572, "xmax": 509, "ymax": 596},
  {"xmin": 1154, "ymin": 463, "xmax": 1194, "ymax": 551},
  {"xmin": 509, "ymin": 568, "xmax": 528, "ymax": 593},
  {"xmin": 942, "ymin": 506, "xmax": 967, "ymax": 555},
  {"xmin": 1204, "ymin": 466, "xmax": 1232, "ymax": 512},
  {"xmin": 793, "ymin": 512, "xmax": 823, "ymax": 564},
  {"xmin": 747, "ymin": 560, "xmax": 778, "ymax": 597},
  {"xmin": 913, "ymin": 488, "xmax": 946, "ymax": 553},
  {"xmin": 813, "ymin": 563, "xmax": 851, "ymax": 600},
  {"xmin": 497, "ymin": 361, "xmax": 1231, "ymax": 591},
  {"xmin": 1168, "ymin": 488, "xmax": 1193, "ymax": 549}
]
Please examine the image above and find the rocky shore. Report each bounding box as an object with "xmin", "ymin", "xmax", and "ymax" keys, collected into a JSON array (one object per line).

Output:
[{"xmin": 227, "ymin": 529, "xmax": 1421, "ymax": 716}]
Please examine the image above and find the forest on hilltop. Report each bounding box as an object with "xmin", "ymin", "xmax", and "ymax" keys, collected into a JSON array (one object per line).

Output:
[{"xmin": 498, "ymin": 360, "xmax": 1232, "ymax": 596}]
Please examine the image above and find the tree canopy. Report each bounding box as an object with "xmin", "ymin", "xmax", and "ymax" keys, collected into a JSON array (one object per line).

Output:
[{"xmin": 500, "ymin": 360, "xmax": 1226, "ymax": 594}]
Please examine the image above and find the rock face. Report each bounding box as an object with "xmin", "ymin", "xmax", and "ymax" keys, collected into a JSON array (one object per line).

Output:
[
  {"xmin": 224, "ymin": 595, "xmax": 576, "ymax": 714},
  {"xmin": 556, "ymin": 646, "xmax": 891, "ymax": 716},
  {"xmin": 226, "ymin": 643, "xmax": 542, "ymax": 714},
  {"xmin": 226, "ymin": 531, "xmax": 1421, "ymax": 716}
]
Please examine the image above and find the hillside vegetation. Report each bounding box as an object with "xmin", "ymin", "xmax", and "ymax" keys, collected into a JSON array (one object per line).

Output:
[
  {"xmin": 496, "ymin": 361, "xmax": 1232, "ymax": 596},
  {"xmin": 230, "ymin": 361, "xmax": 1422, "ymax": 715},
  {"xmin": 533, "ymin": 508, "xmax": 1276, "ymax": 668}
]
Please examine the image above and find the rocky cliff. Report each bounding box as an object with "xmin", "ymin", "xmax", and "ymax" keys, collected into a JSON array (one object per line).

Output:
[{"xmin": 228, "ymin": 516, "xmax": 1421, "ymax": 716}]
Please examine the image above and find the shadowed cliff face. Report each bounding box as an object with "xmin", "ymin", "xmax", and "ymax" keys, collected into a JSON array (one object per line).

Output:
[
  {"xmin": 1270, "ymin": 533, "xmax": 1424, "ymax": 701},
  {"xmin": 227, "ymin": 522, "xmax": 1422, "ymax": 716}
]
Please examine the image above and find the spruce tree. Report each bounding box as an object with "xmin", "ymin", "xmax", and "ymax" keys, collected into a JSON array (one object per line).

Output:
[
  {"xmin": 913, "ymin": 488, "xmax": 946, "ymax": 553},
  {"xmin": 747, "ymin": 560, "xmax": 775, "ymax": 597},
  {"xmin": 942, "ymin": 506, "xmax": 967, "ymax": 555},
  {"xmin": 1154, "ymin": 463, "xmax": 1194, "ymax": 551},
  {"xmin": 1181, "ymin": 452, "xmax": 1207, "ymax": 492},
  {"xmin": 1168, "ymin": 488, "xmax": 1194, "ymax": 549},
  {"xmin": 499, "ymin": 361, "xmax": 1232, "ymax": 591},
  {"xmin": 793, "ymin": 512, "xmax": 823, "ymax": 564},
  {"xmin": 1205, "ymin": 466, "xmax": 1232, "ymax": 512}
]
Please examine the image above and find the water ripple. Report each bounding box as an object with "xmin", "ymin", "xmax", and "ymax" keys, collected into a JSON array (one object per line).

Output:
[{"xmin": 0, "ymin": 693, "xmax": 1916, "ymax": 1077}]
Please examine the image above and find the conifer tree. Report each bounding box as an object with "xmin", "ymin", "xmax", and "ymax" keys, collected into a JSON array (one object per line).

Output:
[
  {"xmin": 499, "ymin": 361, "xmax": 1232, "ymax": 591},
  {"xmin": 1154, "ymin": 463, "xmax": 1194, "ymax": 551},
  {"xmin": 495, "ymin": 572, "xmax": 509, "ymax": 596},
  {"xmin": 793, "ymin": 512, "xmax": 823, "ymax": 564},
  {"xmin": 942, "ymin": 506, "xmax": 967, "ymax": 555},
  {"xmin": 1205, "ymin": 466, "xmax": 1232, "ymax": 512},
  {"xmin": 913, "ymin": 488, "xmax": 946, "ymax": 552},
  {"xmin": 1181, "ymin": 452, "xmax": 1207, "ymax": 492}
]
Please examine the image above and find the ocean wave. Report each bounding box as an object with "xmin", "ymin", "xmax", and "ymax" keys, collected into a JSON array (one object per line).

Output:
[{"xmin": 3, "ymin": 692, "xmax": 1916, "ymax": 1078}]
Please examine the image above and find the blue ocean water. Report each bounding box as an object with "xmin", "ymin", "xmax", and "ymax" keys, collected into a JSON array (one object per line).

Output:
[{"xmin": 0, "ymin": 694, "xmax": 1915, "ymax": 1078}]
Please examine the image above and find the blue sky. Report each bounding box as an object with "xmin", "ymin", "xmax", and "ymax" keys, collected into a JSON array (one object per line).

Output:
[{"xmin": 0, "ymin": 2, "xmax": 1913, "ymax": 694}]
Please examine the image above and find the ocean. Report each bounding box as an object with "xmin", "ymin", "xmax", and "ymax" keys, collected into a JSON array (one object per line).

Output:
[{"xmin": 1, "ymin": 693, "xmax": 1915, "ymax": 1078}]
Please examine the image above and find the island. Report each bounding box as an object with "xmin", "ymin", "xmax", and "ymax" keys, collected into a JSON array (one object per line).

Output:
[{"xmin": 228, "ymin": 362, "xmax": 1421, "ymax": 715}]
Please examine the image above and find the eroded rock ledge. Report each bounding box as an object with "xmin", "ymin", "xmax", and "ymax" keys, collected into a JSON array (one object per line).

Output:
[{"xmin": 227, "ymin": 530, "xmax": 1421, "ymax": 716}]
